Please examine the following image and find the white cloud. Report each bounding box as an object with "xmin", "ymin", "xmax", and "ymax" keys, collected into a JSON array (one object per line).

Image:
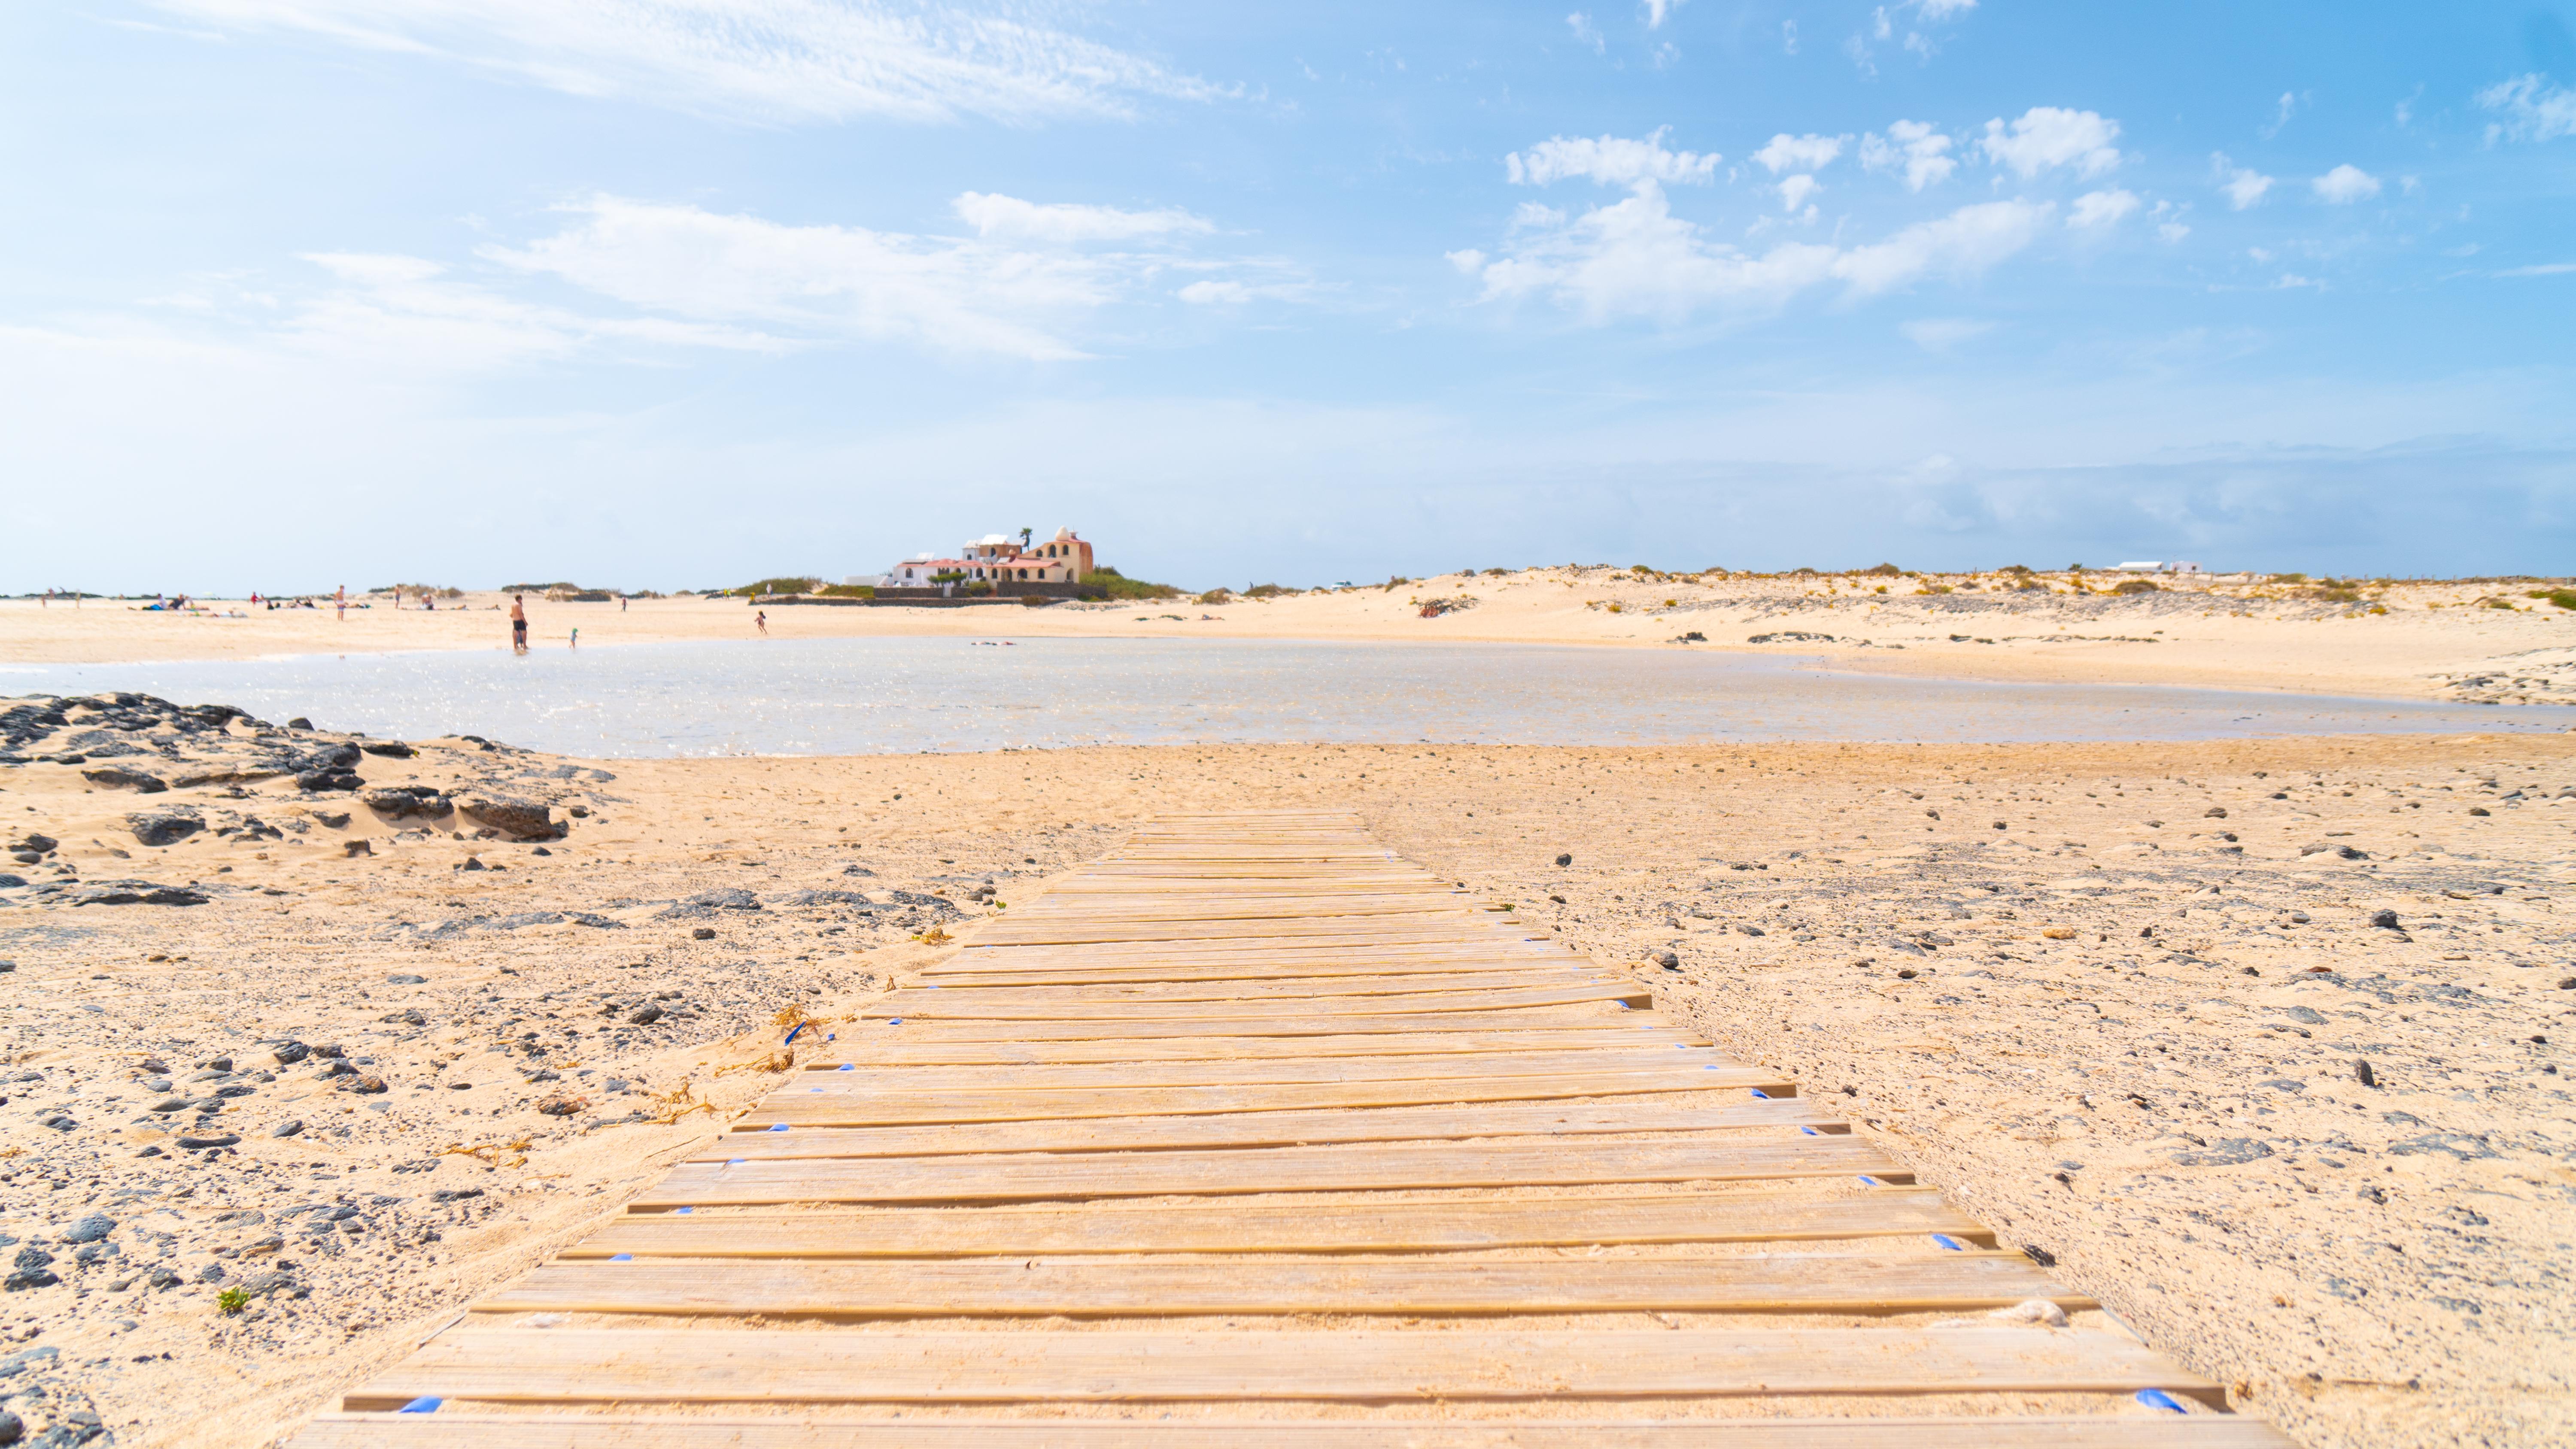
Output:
[
  {"xmin": 2495, "ymin": 261, "xmax": 2576, "ymax": 277},
  {"xmin": 482, "ymin": 194, "xmax": 1236, "ymax": 362},
  {"xmin": 2067, "ymin": 188, "xmax": 2140, "ymax": 228},
  {"xmin": 2477, "ymin": 74, "xmax": 2576, "ymax": 142},
  {"xmin": 2311, "ymin": 164, "xmax": 2381, "ymax": 204},
  {"xmin": 1456, "ymin": 180, "xmax": 2050, "ymax": 323},
  {"xmin": 952, "ymin": 193, "xmax": 1212, "ymax": 243},
  {"xmin": 1916, "ymin": 0, "xmax": 1976, "ymax": 18},
  {"xmin": 2158, "ymin": 221, "xmax": 2190, "ymax": 243},
  {"xmin": 1566, "ymin": 12, "xmax": 1604, "ymax": 53},
  {"xmin": 1176, "ymin": 279, "xmax": 1316, "ymax": 306},
  {"xmin": 1859, "ymin": 120, "xmax": 1956, "ymax": 191},
  {"xmin": 1753, "ymin": 132, "xmax": 1847, "ymax": 174},
  {"xmin": 1641, "ymin": 0, "xmax": 1684, "ymax": 29},
  {"xmin": 2212, "ymin": 154, "xmax": 2273, "ymax": 209},
  {"xmin": 152, "ymin": 0, "xmax": 1217, "ymax": 125},
  {"xmin": 1777, "ymin": 175, "xmax": 1823, "ymax": 212},
  {"xmin": 1900, "ymin": 316, "xmax": 1991, "ymax": 351},
  {"xmin": 1508, "ymin": 128, "xmax": 1719, "ymax": 187},
  {"xmin": 280, "ymin": 251, "xmax": 785, "ymax": 369},
  {"xmin": 1781, "ymin": 19, "xmax": 1796, "ymax": 54},
  {"xmin": 2260, "ymin": 91, "xmax": 2298, "ymax": 138},
  {"xmin": 1979, "ymin": 107, "xmax": 2121, "ymax": 179}
]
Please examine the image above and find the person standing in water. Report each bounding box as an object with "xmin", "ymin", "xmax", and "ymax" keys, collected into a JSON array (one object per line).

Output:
[
  {"xmin": 510, "ymin": 594, "xmax": 529, "ymax": 653},
  {"xmin": 569, "ymin": 627, "xmax": 579, "ymax": 649}
]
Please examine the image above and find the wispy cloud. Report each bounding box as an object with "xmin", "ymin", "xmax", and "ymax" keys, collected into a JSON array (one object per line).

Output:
[
  {"xmin": 1640, "ymin": 0, "xmax": 1683, "ymax": 30},
  {"xmin": 1565, "ymin": 11, "xmax": 1604, "ymax": 54},
  {"xmin": 1752, "ymin": 133, "xmax": 1847, "ymax": 174},
  {"xmin": 2494, "ymin": 261, "xmax": 2576, "ymax": 277},
  {"xmin": 2310, "ymin": 164, "xmax": 2380, "ymax": 203},
  {"xmin": 1980, "ymin": 106, "xmax": 2121, "ymax": 179},
  {"xmin": 2067, "ymin": 188, "xmax": 2139, "ymax": 228},
  {"xmin": 953, "ymin": 193, "xmax": 1212, "ymax": 242},
  {"xmin": 1507, "ymin": 127, "xmax": 1719, "ymax": 187},
  {"xmin": 153, "ymin": 0, "xmax": 1220, "ymax": 124},
  {"xmin": 2476, "ymin": 74, "xmax": 2576, "ymax": 143},
  {"xmin": 1859, "ymin": 121, "xmax": 1956, "ymax": 191},
  {"xmin": 1452, "ymin": 178, "xmax": 2050, "ymax": 324},
  {"xmin": 1900, "ymin": 316, "xmax": 1992, "ymax": 351},
  {"xmin": 2211, "ymin": 153, "xmax": 2273, "ymax": 209}
]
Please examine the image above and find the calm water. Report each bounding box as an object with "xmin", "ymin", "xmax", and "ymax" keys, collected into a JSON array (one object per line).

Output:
[{"xmin": 5, "ymin": 638, "xmax": 2566, "ymax": 758}]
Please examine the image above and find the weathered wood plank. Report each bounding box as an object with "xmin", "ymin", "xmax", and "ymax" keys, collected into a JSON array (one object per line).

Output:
[
  {"xmin": 294, "ymin": 1419, "xmax": 2292, "ymax": 1449},
  {"xmin": 788, "ymin": 1048, "xmax": 1747, "ymax": 1094},
  {"xmin": 697, "ymin": 1098, "xmax": 1835, "ymax": 1160},
  {"xmin": 743, "ymin": 1070, "xmax": 1791, "ymax": 1128},
  {"xmin": 577, "ymin": 1189, "xmax": 1971, "ymax": 1258},
  {"xmin": 641, "ymin": 1135, "xmax": 1887, "ymax": 1205},
  {"xmin": 805, "ymin": 1027, "xmax": 1703, "ymax": 1067},
  {"xmin": 853, "ymin": 982, "xmax": 1652, "ymax": 1020},
  {"xmin": 340, "ymin": 1328, "xmax": 2215, "ymax": 1409},
  {"xmin": 295, "ymin": 1419, "xmax": 2291, "ymax": 1449}
]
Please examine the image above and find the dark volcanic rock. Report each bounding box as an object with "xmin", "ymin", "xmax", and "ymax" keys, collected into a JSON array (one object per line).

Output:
[
  {"xmin": 457, "ymin": 795, "xmax": 556, "ymax": 838},
  {"xmin": 359, "ymin": 741, "xmax": 416, "ymax": 757},
  {"xmin": 82, "ymin": 765, "xmax": 167, "ymax": 793},
  {"xmin": 125, "ymin": 811, "xmax": 204, "ymax": 847}
]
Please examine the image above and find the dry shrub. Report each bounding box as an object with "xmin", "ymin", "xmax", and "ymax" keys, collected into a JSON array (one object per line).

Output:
[{"xmin": 440, "ymin": 1135, "xmax": 534, "ymax": 1168}]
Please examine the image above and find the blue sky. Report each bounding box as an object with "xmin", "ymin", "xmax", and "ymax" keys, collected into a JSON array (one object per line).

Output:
[{"xmin": 3, "ymin": 1, "xmax": 2571, "ymax": 592}]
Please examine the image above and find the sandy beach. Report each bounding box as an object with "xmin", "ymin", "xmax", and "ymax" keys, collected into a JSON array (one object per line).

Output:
[
  {"xmin": 0, "ymin": 683, "xmax": 2568, "ymax": 1447},
  {"xmin": 7, "ymin": 567, "xmax": 2572, "ymax": 706}
]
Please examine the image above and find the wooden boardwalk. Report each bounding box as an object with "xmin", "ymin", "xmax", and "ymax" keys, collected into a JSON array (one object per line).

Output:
[{"xmin": 295, "ymin": 811, "xmax": 2285, "ymax": 1446}]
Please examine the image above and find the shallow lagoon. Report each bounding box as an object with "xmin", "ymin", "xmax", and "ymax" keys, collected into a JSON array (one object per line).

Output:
[{"xmin": 6, "ymin": 637, "xmax": 2567, "ymax": 758}]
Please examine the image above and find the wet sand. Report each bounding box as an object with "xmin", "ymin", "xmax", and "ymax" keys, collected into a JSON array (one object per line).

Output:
[{"xmin": 0, "ymin": 694, "xmax": 2568, "ymax": 1446}]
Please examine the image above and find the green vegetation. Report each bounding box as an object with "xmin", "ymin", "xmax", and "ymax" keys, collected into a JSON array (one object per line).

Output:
[
  {"xmin": 2527, "ymin": 588, "xmax": 2576, "ymax": 610},
  {"xmin": 735, "ymin": 576, "xmax": 822, "ymax": 597},
  {"xmin": 1244, "ymin": 582, "xmax": 1296, "ymax": 597},
  {"xmin": 1196, "ymin": 588, "xmax": 1235, "ymax": 605},
  {"xmin": 372, "ymin": 582, "xmax": 465, "ymax": 598},
  {"xmin": 217, "ymin": 1287, "xmax": 249, "ymax": 1315},
  {"xmin": 2112, "ymin": 579, "xmax": 2160, "ymax": 595},
  {"xmin": 1862, "ymin": 562, "xmax": 1903, "ymax": 576},
  {"xmin": 1086, "ymin": 566, "xmax": 1183, "ymax": 600},
  {"xmin": 816, "ymin": 583, "xmax": 874, "ymax": 598},
  {"xmin": 2268, "ymin": 572, "xmax": 2308, "ymax": 584},
  {"xmin": 500, "ymin": 580, "xmax": 585, "ymax": 592}
]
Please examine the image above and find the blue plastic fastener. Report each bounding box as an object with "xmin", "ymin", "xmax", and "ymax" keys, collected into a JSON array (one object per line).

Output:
[
  {"xmin": 1750, "ymin": 1088, "xmax": 1771, "ymax": 1098},
  {"xmin": 767, "ymin": 1124, "xmax": 789, "ymax": 1132},
  {"xmin": 826, "ymin": 1033, "xmax": 835, "ymax": 1041},
  {"xmin": 783, "ymin": 1024, "xmax": 806, "ymax": 1046},
  {"xmin": 810, "ymin": 1087, "xmax": 823, "ymax": 1093},
  {"xmin": 727, "ymin": 1158, "xmax": 744, "ymax": 1165},
  {"xmin": 887, "ymin": 1018, "xmax": 903, "ymax": 1025},
  {"xmin": 838, "ymin": 1064, "xmax": 856, "ymax": 1071},
  {"xmin": 1930, "ymin": 1234, "xmax": 1967, "ymax": 1251},
  {"xmin": 608, "ymin": 1254, "xmax": 633, "ymax": 1262},
  {"xmin": 1858, "ymin": 1175, "xmax": 1884, "ymax": 1186},
  {"xmin": 396, "ymin": 1397, "xmax": 443, "ymax": 1414},
  {"xmin": 1800, "ymin": 1126, "xmax": 1821, "ymax": 1136},
  {"xmin": 674, "ymin": 1207, "xmax": 693, "ymax": 1215},
  {"xmin": 2135, "ymin": 1389, "xmax": 2188, "ymax": 1414}
]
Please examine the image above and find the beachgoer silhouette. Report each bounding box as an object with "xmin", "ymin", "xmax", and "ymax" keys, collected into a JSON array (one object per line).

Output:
[
  {"xmin": 755, "ymin": 610, "xmax": 768, "ymax": 636},
  {"xmin": 511, "ymin": 594, "xmax": 529, "ymax": 652},
  {"xmin": 569, "ymin": 627, "xmax": 579, "ymax": 649},
  {"xmin": 335, "ymin": 585, "xmax": 346, "ymax": 621}
]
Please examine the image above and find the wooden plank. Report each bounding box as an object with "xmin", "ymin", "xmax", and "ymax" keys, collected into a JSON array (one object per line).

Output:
[
  {"xmin": 696, "ymin": 1098, "xmax": 1838, "ymax": 1161},
  {"xmin": 808, "ymin": 1028, "xmax": 1705, "ymax": 1067},
  {"xmin": 576, "ymin": 1189, "xmax": 1976, "ymax": 1258},
  {"xmin": 295, "ymin": 1419, "xmax": 2292, "ymax": 1449},
  {"xmin": 888, "ymin": 971, "xmax": 1621, "ymax": 1007},
  {"xmin": 788, "ymin": 1048, "xmax": 1748, "ymax": 1094},
  {"xmin": 920, "ymin": 958, "xmax": 1586, "ymax": 988},
  {"xmin": 835, "ymin": 1006, "xmax": 1643, "ymax": 1043},
  {"xmin": 479, "ymin": 1253, "xmax": 2087, "ymax": 1319},
  {"xmin": 852, "ymin": 982, "xmax": 1653, "ymax": 1020},
  {"xmin": 744, "ymin": 1070, "xmax": 1791, "ymax": 1128},
  {"xmin": 639, "ymin": 1136, "xmax": 1888, "ymax": 1206},
  {"xmin": 340, "ymin": 1328, "xmax": 2216, "ymax": 1409},
  {"xmin": 294, "ymin": 1419, "xmax": 2293, "ymax": 1449}
]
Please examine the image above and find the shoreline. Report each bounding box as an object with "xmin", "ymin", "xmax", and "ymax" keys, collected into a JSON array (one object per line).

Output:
[{"xmin": 5, "ymin": 568, "xmax": 2570, "ymax": 708}]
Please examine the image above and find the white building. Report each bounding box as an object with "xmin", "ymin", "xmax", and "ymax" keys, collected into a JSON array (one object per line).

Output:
[{"xmin": 867, "ymin": 528, "xmax": 1097, "ymax": 591}]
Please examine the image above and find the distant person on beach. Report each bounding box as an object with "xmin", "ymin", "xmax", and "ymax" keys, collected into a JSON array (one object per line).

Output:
[
  {"xmin": 755, "ymin": 610, "xmax": 768, "ymax": 636},
  {"xmin": 335, "ymin": 585, "xmax": 346, "ymax": 621},
  {"xmin": 511, "ymin": 594, "xmax": 529, "ymax": 652},
  {"xmin": 569, "ymin": 627, "xmax": 579, "ymax": 649},
  {"xmin": 620, "ymin": 594, "xmax": 628, "ymax": 612}
]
